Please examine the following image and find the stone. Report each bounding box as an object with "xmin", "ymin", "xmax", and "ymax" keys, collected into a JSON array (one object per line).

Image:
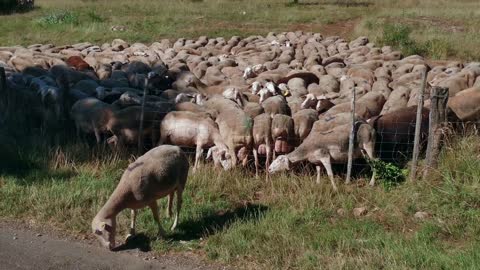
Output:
[
  {"xmin": 353, "ymin": 207, "xmax": 368, "ymax": 217},
  {"xmin": 414, "ymin": 211, "xmax": 430, "ymax": 220}
]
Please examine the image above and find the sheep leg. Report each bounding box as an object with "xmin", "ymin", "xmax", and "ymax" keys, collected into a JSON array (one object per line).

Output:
[
  {"xmin": 242, "ymin": 153, "xmax": 248, "ymax": 167},
  {"xmin": 193, "ymin": 145, "xmax": 203, "ymax": 172},
  {"xmin": 149, "ymin": 201, "xmax": 166, "ymax": 238},
  {"xmin": 166, "ymin": 192, "xmax": 174, "ymax": 218},
  {"xmin": 92, "ymin": 121, "xmax": 101, "ymax": 144},
  {"xmin": 125, "ymin": 209, "xmax": 136, "ymax": 241},
  {"xmin": 171, "ymin": 189, "xmax": 183, "ymax": 231},
  {"xmin": 253, "ymin": 148, "xmax": 259, "ymax": 179},
  {"xmin": 316, "ymin": 166, "xmax": 322, "ymax": 184},
  {"xmin": 369, "ymin": 170, "xmax": 376, "ymax": 187},
  {"xmin": 265, "ymin": 143, "xmax": 272, "ymax": 182},
  {"xmin": 228, "ymin": 143, "xmax": 238, "ymax": 168},
  {"xmin": 363, "ymin": 143, "xmax": 376, "ymax": 186},
  {"xmin": 319, "ymin": 155, "xmax": 337, "ymax": 192}
]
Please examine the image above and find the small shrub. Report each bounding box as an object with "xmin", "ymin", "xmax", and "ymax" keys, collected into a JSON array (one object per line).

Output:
[
  {"xmin": 36, "ymin": 11, "xmax": 79, "ymax": 26},
  {"xmin": 380, "ymin": 23, "xmax": 425, "ymax": 56},
  {"xmin": 367, "ymin": 158, "xmax": 407, "ymax": 190}
]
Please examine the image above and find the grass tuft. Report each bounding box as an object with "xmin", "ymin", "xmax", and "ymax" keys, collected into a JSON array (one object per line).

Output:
[{"xmin": 36, "ymin": 10, "xmax": 79, "ymax": 26}]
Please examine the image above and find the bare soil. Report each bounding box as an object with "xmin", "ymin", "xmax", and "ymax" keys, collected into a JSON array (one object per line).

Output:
[{"xmin": 0, "ymin": 219, "xmax": 225, "ymax": 270}]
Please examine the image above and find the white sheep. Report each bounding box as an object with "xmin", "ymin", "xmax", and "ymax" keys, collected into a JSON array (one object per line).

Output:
[{"xmin": 92, "ymin": 145, "xmax": 189, "ymax": 250}]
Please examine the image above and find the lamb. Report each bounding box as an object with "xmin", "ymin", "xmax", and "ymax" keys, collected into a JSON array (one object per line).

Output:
[
  {"xmin": 92, "ymin": 145, "xmax": 189, "ymax": 250},
  {"xmin": 159, "ymin": 111, "xmax": 231, "ymax": 171},
  {"xmin": 268, "ymin": 121, "xmax": 376, "ymax": 190}
]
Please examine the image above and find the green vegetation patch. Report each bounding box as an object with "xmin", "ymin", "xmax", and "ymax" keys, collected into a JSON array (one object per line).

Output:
[{"xmin": 36, "ymin": 10, "xmax": 79, "ymax": 26}]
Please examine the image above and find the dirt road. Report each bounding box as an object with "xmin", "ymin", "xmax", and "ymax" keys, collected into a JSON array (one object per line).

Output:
[{"xmin": 0, "ymin": 221, "xmax": 221, "ymax": 270}]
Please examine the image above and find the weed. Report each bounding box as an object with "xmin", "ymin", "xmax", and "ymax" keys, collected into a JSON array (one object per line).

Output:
[
  {"xmin": 379, "ymin": 23, "xmax": 425, "ymax": 56},
  {"xmin": 367, "ymin": 158, "xmax": 406, "ymax": 190},
  {"xmin": 36, "ymin": 11, "xmax": 79, "ymax": 26}
]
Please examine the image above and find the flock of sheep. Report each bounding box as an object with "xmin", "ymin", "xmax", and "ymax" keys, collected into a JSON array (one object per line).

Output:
[{"xmin": 1, "ymin": 31, "xmax": 480, "ymax": 249}]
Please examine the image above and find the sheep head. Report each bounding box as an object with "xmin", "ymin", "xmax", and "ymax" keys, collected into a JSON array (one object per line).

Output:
[
  {"xmin": 301, "ymin": 93, "xmax": 316, "ymax": 109},
  {"xmin": 268, "ymin": 155, "xmax": 291, "ymax": 174},
  {"xmin": 223, "ymin": 87, "xmax": 244, "ymax": 107},
  {"xmin": 91, "ymin": 217, "xmax": 116, "ymax": 250},
  {"xmin": 207, "ymin": 146, "xmax": 233, "ymax": 171},
  {"xmin": 251, "ymin": 81, "xmax": 262, "ymax": 95},
  {"xmin": 265, "ymin": 81, "xmax": 277, "ymax": 94},
  {"xmin": 195, "ymin": 93, "xmax": 206, "ymax": 106},
  {"xmin": 243, "ymin": 67, "xmax": 253, "ymax": 79},
  {"xmin": 278, "ymin": 83, "xmax": 290, "ymax": 96}
]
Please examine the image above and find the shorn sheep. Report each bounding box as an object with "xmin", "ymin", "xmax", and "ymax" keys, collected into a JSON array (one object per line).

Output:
[{"xmin": 91, "ymin": 145, "xmax": 189, "ymax": 250}]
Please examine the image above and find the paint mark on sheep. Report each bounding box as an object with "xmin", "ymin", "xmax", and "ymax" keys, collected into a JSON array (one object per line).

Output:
[{"xmin": 127, "ymin": 162, "xmax": 144, "ymax": 172}]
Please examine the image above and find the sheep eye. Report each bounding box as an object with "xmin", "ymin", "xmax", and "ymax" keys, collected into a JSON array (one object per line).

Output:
[{"xmin": 95, "ymin": 229, "xmax": 103, "ymax": 235}]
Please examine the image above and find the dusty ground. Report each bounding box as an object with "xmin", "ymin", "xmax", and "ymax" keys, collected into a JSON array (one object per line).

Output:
[{"xmin": 0, "ymin": 220, "xmax": 224, "ymax": 270}]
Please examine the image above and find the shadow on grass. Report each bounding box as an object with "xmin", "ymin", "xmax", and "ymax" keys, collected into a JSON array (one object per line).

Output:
[
  {"xmin": 172, "ymin": 203, "xmax": 269, "ymax": 241},
  {"xmin": 0, "ymin": 155, "xmax": 77, "ymax": 185},
  {"xmin": 113, "ymin": 203, "xmax": 268, "ymax": 252}
]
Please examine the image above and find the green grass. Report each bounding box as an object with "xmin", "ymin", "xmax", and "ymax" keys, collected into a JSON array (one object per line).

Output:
[
  {"xmin": 1, "ymin": 0, "xmax": 480, "ymax": 60},
  {"xmin": 1, "ymin": 134, "xmax": 480, "ymax": 269}
]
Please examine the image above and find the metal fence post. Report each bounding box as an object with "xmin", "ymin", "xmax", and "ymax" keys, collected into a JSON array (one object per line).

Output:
[{"xmin": 346, "ymin": 86, "xmax": 356, "ymax": 184}]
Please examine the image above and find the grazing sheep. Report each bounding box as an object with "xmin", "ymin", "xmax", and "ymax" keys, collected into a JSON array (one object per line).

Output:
[
  {"xmin": 216, "ymin": 107, "xmax": 253, "ymax": 167},
  {"xmin": 252, "ymin": 113, "xmax": 273, "ymax": 178},
  {"xmin": 70, "ymin": 98, "xmax": 114, "ymax": 143},
  {"xmin": 92, "ymin": 145, "xmax": 189, "ymax": 250},
  {"xmin": 271, "ymin": 114, "xmax": 295, "ymax": 155},
  {"xmin": 159, "ymin": 111, "xmax": 231, "ymax": 171},
  {"xmin": 269, "ymin": 121, "xmax": 376, "ymax": 190}
]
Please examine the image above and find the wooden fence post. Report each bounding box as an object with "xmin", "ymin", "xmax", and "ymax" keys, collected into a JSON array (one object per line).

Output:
[
  {"xmin": 423, "ymin": 86, "xmax": 449, "ymax": 179},
  {"xmin": 409, "ymin": 69, "xmax": 427, "ymax": 181},
  {"xmin": 345, "ymin": 87, "xmax": 356, "ymax": 184}
]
